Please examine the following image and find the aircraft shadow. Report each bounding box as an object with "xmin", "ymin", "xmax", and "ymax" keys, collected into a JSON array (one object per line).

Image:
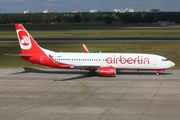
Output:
[
  {"xmin": 11, "ymin": 67, "xmax": 173, "ymax": 81},
  {"xmin": 13, "ymin": 67, "xmax": 173, "ymax": 76},
  {"xmin": 12, "ymin": 67, "xmax": 90, "ymax": 81},
  {"xmin": 53, "ymin": 75, "xmax": 88, "ymax": 81},
  {"xmin": 13, "ymin": 67, "xmax": 87, "ymax": 75},
  {"xmin": 117, "ymin": 71, "xmax": 173, "ymax": 75}
]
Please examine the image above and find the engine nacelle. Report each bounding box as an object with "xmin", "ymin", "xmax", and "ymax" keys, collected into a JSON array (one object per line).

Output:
[{"xmin": 98, "ymin": 66, "xmax": 116, "ymax": 76}]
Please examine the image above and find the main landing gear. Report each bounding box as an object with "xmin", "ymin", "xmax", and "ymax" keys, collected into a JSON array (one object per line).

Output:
[
  {"xmin": 88, "ymin": 69, "xmax": 96, "ymax": 77},
  {"xmin": 88, "ymin": 72, "xmax": 92, "ymax": 77}
]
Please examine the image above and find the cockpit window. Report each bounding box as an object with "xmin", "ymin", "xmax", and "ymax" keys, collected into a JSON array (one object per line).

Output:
[{"xmin": 161, "ymin": 59, "xmax": 169, "ymax": 61}]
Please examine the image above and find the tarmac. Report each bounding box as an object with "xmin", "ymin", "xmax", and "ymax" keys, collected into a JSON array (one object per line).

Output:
[{"xmin": 0, "ymin": 68, "xmax": 180, "ymax": 120}]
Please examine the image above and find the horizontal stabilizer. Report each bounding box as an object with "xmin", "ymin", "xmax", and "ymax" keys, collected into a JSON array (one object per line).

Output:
[
  {"xmin": 20, "ymin": 54, "xmax": 32, "ymax": 57},
  {"xmin": 5, "ymin": 54, "xmax": 20, "ymax": 56},
  {"xmin": 5, "ymin": 54, "xmax": 32, "ymax": 57}
]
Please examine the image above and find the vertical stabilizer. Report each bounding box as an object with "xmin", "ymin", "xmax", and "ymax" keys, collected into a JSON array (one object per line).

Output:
[{"xmin": 15, "ymin": 24, "xmax": 43, "ymax": 54}]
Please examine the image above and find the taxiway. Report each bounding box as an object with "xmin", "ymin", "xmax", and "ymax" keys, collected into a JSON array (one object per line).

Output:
[{"xmin": 0, "ymin": 68, "xmax": 180, "ymax": 120}]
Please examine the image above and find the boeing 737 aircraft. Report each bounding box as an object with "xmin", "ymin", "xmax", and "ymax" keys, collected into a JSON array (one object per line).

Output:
[{"xmin": 14, "ymin": 23, "xmax": 175, "ymax": 76}]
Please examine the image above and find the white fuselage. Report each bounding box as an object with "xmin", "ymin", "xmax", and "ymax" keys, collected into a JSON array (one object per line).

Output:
[{"xmin": 49, "ymin": 52, "xmax": 175, "ymax": 70}]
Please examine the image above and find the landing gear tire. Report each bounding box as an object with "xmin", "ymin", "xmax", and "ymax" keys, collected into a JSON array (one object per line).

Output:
[
  {"xmin": 88, "ymin": 72, "xmax": 93, "ymax": 77},
  {"xmin": 88, "ymin": 69, "xmax": 96, "ymax": 77},
  {"xmin": 156, "ymin": 72, "xmax": 159, "ymax": 76}
]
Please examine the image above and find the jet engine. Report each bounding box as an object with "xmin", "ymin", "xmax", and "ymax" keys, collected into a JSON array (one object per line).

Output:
[{"xmin": 97, "ymin": 66, "xmax": 116, "ymax": 76}]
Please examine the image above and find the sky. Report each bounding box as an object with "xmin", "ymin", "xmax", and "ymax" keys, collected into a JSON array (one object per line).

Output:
[{"xmin": 0, "ymin": 0, "xmax": 180, "ymax": 13}]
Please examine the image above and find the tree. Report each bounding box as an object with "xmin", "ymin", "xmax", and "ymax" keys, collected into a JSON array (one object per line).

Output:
[
  {"xmin": 73, "ymin": 14, "xmax": 82, "ymax": 22},
  {"xmin": 105, "ymin": 16, "xmax": 112, "ymax": 24},
  {"xmin": 121, "ymin": 13, "xmax": 133, "ymax": 24},
  {"xmin": 83, "ymin": 15, "xmax": 90, "ymax": 22},
  {"xmin": 57, "ymin": 15, "xmax": 63, "ymax": 23},
  {"xmin": 133, "ymin": 12, "xmax": 144, "ymax": 23},
  {"xmin": 1, "ymin": 12, "xmax": 180, "ymax": 24},
  {"xmin": 63, "ymin": 15, "xmax": 73, "ymax": 23},
  {"xmin": 175, "ymin": 14, "xmax": 180, "ymax": 23},
  {"xmin": 144, "ymin": 13, "xmax": 154, "ymax": 23}
]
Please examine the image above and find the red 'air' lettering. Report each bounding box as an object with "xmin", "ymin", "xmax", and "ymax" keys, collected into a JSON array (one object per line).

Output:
[{"xmin": 105, "ymin": 55, "xmax": 150, "ymax": 65}]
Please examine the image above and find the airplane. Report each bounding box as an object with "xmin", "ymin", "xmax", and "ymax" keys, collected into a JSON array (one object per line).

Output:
[{"xmin": 13, "ymin": 23, "xmax": 175, "ymax": 76}]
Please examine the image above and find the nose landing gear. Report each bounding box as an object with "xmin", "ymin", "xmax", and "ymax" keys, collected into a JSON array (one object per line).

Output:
[
  {"xmin": 156, "ymin": 69, "xmax": 165, "ymax": 76},
  {"xmin": 156, "ymin": 72, "xmax": 159, "ymax": 76}
]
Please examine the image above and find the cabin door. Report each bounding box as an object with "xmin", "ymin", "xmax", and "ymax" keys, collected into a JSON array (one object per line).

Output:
[
  {"xmin": 153, "ymin": 58, "xmax": 157, "ymax": 65},
  {"xmin": 40, "ymin": 56, "xmax": 44, "ymax": 64}
]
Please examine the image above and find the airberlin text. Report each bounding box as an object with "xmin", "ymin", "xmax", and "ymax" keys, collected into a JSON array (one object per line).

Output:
[{"xmin": 106, "ymin": 55, "xmax": 150, "ymax": 64}]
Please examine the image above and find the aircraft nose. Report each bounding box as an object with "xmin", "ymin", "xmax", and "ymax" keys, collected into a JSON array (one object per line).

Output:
[{"xmin": 169, "ymin": 61, "xmax": 175, "ymax": 67}]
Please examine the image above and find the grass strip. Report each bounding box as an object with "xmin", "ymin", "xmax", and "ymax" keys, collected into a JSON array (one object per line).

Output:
[{"xmin": 1, "ymin": 30, "xmax": 180, "ymax": 38}]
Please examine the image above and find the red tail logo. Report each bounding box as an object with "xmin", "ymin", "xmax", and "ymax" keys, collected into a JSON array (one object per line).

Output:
[{"xmin": 17, "ymin": 29, "xmax": 32, "ymax": 50}]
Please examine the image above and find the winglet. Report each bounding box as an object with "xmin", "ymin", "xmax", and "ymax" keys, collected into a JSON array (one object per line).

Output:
[{"xmin": 82, "ymin": 44, "xmax": 89, "ymax": 53}]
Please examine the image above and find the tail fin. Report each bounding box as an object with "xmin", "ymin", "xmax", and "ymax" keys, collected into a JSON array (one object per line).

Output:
[{"xmin": 15, "ymin": 23, "xmax": 43, "ymax": 54}]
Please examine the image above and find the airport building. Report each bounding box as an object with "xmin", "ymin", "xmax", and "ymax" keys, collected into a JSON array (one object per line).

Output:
[
  {"xmin": 90, "ymin": 9, "xmax": 99, "ymax": 13},
  {"xmin": 43, "ymin": 10, "xmax": 52, "ymax": 13},
  {"xmin": 147, "ymin": 8, "xmax": 160, "ymax": 13},
  {"xmin": 113, "ymin": 8, "xmax": 134, "ymax": 13},
  {"xmin": 72, "ymin": 9, "xmax": 81, "ymax": 13},
  {"xmin": 23, "ymin": 10, "xmax": 33, "ymax": 14}
]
